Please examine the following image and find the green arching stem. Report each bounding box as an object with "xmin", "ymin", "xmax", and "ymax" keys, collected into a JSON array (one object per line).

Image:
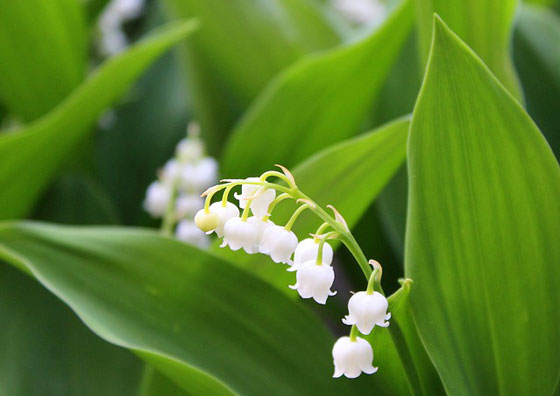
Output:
[
  {"xmin": 240, "ymin": 199, "xmax": 252, "ymax": 221},
  {"xmin": 366, "ymin": 268, "xmax": 381, "ymax": 294},
  {"xmin": 222, "ymin": 184, "xmax": 236, "ymax": 207},
  {"xmin": 160, "ymin": 181, "xmax": 179, "ymax": 237},
  {"xmin": 264, "ymin": 193, "xmax": 292, "ymax": 220},
  {"xmin": 315, "ymin": 231, "xmax": 338, "ymax": 265},
  {"xmin": 259, "ymin": 170, "xmax": 295, "ymax": 188},
  {"xmin": 284, "ymin": 203, "xmax": 311, "ymax": 231},
  {"xmin": 313, "ymin": 222, "xmax": 332, "ymax": 242},
  {"xmin": 349, "ymin": 325, "xmax": 359, "ymax": 342}
]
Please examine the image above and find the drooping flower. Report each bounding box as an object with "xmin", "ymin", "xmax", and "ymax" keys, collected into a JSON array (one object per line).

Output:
[
  {"xmin": 332, "ymin": 336, "xmax": 378, "ymax": 378},
  {"xmin": 342, "ymin": 291, "xmax": 391, "ymax": 334},
  {"xmin": 234, "ymin": 177, "xmax": 276, "ymax": 218},
  {"xmin": 175, "ymin": 220, "xmax": 209, "ymax": 248},
  {"xmin": 144, "ymin": 181, "xmax": 171, "ymax": 217},
  {"xmin": 206, "ymin": 202, "xmax": 239, "ymax": 237},
  {"xmin": 259, "ymin": 224, "xmax": 298, "ymax": 263},
  {"xmin": 221, "ymin": 217, "xmax": 258, "ymax": 252},
  {"xmin": 289, "ymin": 260, "xmax": 336, "ymax": 304},
  {"xmin": 289, "ymin": 238, "xmax": 333, "ymax": 272},
  {"xmin": 245, "ymin": 216, "xmax": 275, "ymax": 254}
]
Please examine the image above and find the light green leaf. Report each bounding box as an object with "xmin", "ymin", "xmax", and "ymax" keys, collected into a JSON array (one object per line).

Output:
[
  {"xmin": 163, "ymin": 0, "xmax": 342, "ymax": 154},
  {"xmin": 222, "ymin": 0, "xmax": 414, "ymax": 176},
  {"xmin": 0, "ymin": 0, "xmax": 87, "ymax": 120},
  {"xmin": 406, "ymin": 16, "xmax": 560, "ymax": 396},
  {"xmin": 0, "ymin": 222, "xmax": 368, "ymax": 395},
  {"xmin": 0, "ymin": 20, "xmax": 198, "ymax": 221},
  {"xmin": 514, "ymin": 4, "xmax": 560, "ymax": 157},
  {"xmin": 216, "ymin": 117, "xmax": 409, "ymax": 293},
  {"xmin": 415, "ymin": 0, "xmax": 523, "ymax": 99},
  {"xmin": 137, "ymin": 366, "xmax": 188, "ymax": 396},
  {"xmin": 0, "ymin": 264, "xmax": 143, "ymax": 396}
]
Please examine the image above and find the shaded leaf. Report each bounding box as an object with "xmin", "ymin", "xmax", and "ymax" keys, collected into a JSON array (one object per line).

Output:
[
  {"xmin": 222, "ymin": 0, "xmax": 414, "ymax": 176},
  {"xmin": 0, "ymin": 20, "xmax": 198, "ymax": 220},
  {"xmin": 406, "ymin": 17, "xmax": 560, "ymax": 396}
]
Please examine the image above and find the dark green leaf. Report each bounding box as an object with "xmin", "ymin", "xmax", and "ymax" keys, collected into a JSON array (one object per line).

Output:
[{"xmin": 406, "ymin": 16, "xmax": 560, "ymax": 396}]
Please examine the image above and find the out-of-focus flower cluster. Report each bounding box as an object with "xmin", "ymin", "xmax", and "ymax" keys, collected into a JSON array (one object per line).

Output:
[
  {"xmin": 98, "ymin": 0, "xmax": 145, "ymax": 56},
  {"xmin": 144, "ymin": 122, "xmax": 217, "ymax": 248}
]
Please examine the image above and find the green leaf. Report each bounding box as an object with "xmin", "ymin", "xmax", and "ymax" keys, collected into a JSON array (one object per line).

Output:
[
  {"xmin": 0, "ymin": 264, "xmax": 143, "ymax": 396},
  {"xmin": 222, "ymin": 0, "xmax": 414, "ymax": 176},
  {"xmin": 215, "ymin": 117, "xmax": 409, "ymax": 293},
  {"xmin": 406, "ymin": 16, "xmax": 560, "ymax": 396},
  {"xmin": 0, "ymin": 0, "xmax": 87, "ymax": 120},
  {"xmin": 0, "ymin": 222, "xmax": 368, "ymax": 395},
  {"xmin": 415, "ymin": 0, "xmax": 523, "ymax": 99},
  {"xmin": 137, "ymin": 367, "xmax": 189, "ymax": 396},
  {"xmin": 514, "ymin": 5, "xmax": 560, "ymax": 157},
  {"xmin": 0, "ymin": 20, "xmax": 198, "ymax": 221},
  {"xmin": 163, "ymin": 0, "xmax": 342, "ymax": 154}
]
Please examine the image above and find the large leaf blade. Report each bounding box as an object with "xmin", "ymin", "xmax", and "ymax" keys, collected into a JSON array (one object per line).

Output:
[
  {"xmin": 406, "ymin": 17, "xmax": 560, "ymax": 396},
  {"xmin": 222, "ymin": 0, "xmax": 414, "ymax": 177},
  {"xmin": 0, "ymin": 20, "xmax": 198, "ymax": 220},
  {"xmin": 0, "ymin": 223, "xmax": 368, "ymax": 395}
]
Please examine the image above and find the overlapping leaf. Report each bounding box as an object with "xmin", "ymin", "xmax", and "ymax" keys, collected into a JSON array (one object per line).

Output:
[
  {"xmin": 0, "ymin": 20, "xmax": 198, "ymax": 220},
  {"xmin": 222, "ymin": 0, "xmax": 414, "ymax": 177},
  {"xmin": 406, "ymin": 17, "xmax": 560, "ymax": 396}
]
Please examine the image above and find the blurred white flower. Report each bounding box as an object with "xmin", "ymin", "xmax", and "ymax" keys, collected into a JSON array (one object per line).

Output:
[
  {"xmin": 289, "ymin": 238, "xmax": 333, "ymax": 272},
  {"xmin": 342, "ymin": 291, "xmax": 390, "ymax": 334},
  {"xmin": 332, "ymin": 0, "xmax": 386, "ymax": 25},
  {"xmin": 259, "ymin": 224, "xmax": 298, "ymax": 263},
  {"xmin": 161, "ymin": 159, "xmax": 181, "ymax": 184},
  {"xmin": 176, "ymin": 220, "xmax": 209, "ymax": 248},
  {"xmin": 221, "ymin": 217, "xmax": 258, "ymax": 252},
  {"xmin": 179, "ymin": 158, "xmax": 218, "ymax": 192},
  {"xmin": 289, "ymin": 260, "xmax": 336, "ymax": 304},
  {"xmin": 176, "ymin": 137, "xmax": 204, "ymax": 163},
  {"xmin": 332, "ymin": 336, "xmax": 378, "ymax": 378},
  {"xmin": 144, "ymin": 181, "xmax": 171, "ymax": 217},
  {"xmin": 98, "ymin": 0, "xmax": 145, "ymax": 56},
  {"xmin": 208, "ymin": 201, "xmax": 240, "ymax": 237},
  {"xmin": 176, "ymin": 194, "xmax": 204, "ymax": 218}
]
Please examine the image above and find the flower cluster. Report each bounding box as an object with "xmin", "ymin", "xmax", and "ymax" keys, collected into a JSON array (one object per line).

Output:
[
  {"xmin": 144, "ymin": 122, "xmax": 217, "ymax": 248},
  {"xmin": 98, "ymin": 0, "xmax": 145, "ymax": 56},
  {"xmin": 195, "ymin": 165, "xmax": 391, "ymax": 378}
]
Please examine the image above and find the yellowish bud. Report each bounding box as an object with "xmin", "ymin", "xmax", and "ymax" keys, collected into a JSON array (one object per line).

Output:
[{"xmin": 194, "ymin": 209, "xmax": 219, "ymax": 232}]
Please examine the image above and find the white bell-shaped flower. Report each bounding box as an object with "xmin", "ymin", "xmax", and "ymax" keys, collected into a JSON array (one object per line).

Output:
[
  {"xmin": 221, "ymin": 217, "xmax": 258, "ymax": 253},
  {"xmin": 208, "ymin": 201, "xmax": 239, "ymax": 237},
  {"xmin": 332, "ymin": 336, "xmax": 378, "ymax": 378},
  {"xmin": 245, "ymin": 216, "xmax": 275, "ymax": 254},
  {"xmin": 175, "ymin": 194, "xmax": 204, "ymax": 218},
  {"xmin": 289, "ymin": 238, "xmax": 334, "ymax": 272},
  {"xmin": 176, "ymin": 220, "xmax": 209, "ymax": 248},
  {"xmin": 234, "ymin": 178, "xmax": 276, "ymax": 218},
  {"xmin": 179, "ymin": 158, "xmax": 218, "ymax": 192},
  {"xmin": 289, "ymin": 260, "xmax": 336, "ymax": 304},
  {"xmin": 144, "ymin": 181, "xmax": 171, "ymax": 217},
  {"xmin": 259, "ymin": 225, "xmax": 298, "ymax": 263},
  {"xmin": 176, "ymin": 138, "xmax": 204, "ymax": 163},
  {"xmin": 342, "ymin": 291, "xmax": 391, "ymax": 334}
]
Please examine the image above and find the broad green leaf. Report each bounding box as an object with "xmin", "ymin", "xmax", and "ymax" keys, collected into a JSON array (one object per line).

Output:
[
  {"xmin": 0, "ymin": 0, "xmax": 86, "ymax": 120},
  {"xmin": 215, "ymin": 117, "xmax": 409, "ymax": 293},
  {"xmin": 163, "ymin": 0, "xmax": 342, "ymax": 154},
  {"xmin": 406, "ymin": 17, "xmax": 560, "ymax": 396},
  {"xmin": 221, "ymin": 0, "xmax": 414, "ymax": 176},
  {"xmin": 137, "ymin": 367, "xmax": 188, "ymax": 396},
  {"xmin": 514, "ymin": 5, "xmax": 560, "ymax": 157},
  {"xmin": 0, "ymin": 264, "xmax": 143, "ymax": 396},
  {"xmin": 0, "ymin": 223, "xmax": 369, "ymax": 395},
  {"xmin": 415, "ymin": 0, "xmax": 523, "ymax": 99},
  {"xmin": 0, "ymin": 20, "xmax": 198, "ymax": 221}
]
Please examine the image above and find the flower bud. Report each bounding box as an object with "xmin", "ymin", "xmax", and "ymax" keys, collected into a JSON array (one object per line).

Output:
[
  {"xmin": 206, "ymin": 202, "xmax": 239, "ymax": 237},
  {"xmin": 144, "ymin": 181, "xmax": 171, "ymax": 217},
  {"xmin": 221, "ymin": 217, "xmax": 258, "ymax": 253},
  {"xmin": 234, "ymin": 177, "xmax": 276, "ymax": 218},
  {"xmin": 259, "ymin": 225, "xmax": 298, "ymax": 263},
  {"xmin": 332, "ymin": 336, "xmax": 378, "ymax": 378},
  {"xmin": 176, "ymin": 220, "xmax": 209, "ymax": 248},
  {"xmin": 289, "ymin": 238, "xmax": 333, "ymax": 272},
  {"xmin": 289, "ymin": 260, "xmax": 336, "ymax": 304},
  {"xmin": 342, "ymin": 291, "xmax": 390, "ymax": 334},
  {"xmin": 194, "ymin": 209, "xmax": 219, "ymax": 233}
]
